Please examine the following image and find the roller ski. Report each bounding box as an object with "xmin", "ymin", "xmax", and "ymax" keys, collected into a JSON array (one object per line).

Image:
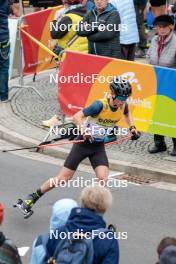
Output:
[
  {"xmin": 13, "ymin": 199, "xmax": 33, "ymax": 219},
  {"xmin": 13, "ymin": 192, "xmax": 41, "ymax": 219}
]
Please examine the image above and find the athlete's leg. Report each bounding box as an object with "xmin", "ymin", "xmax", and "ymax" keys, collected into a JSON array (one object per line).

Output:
[
  {"xmin": 89, "ymin": 145, "xmax": 109, "ymax": 183},
  {"xmin": 94, "ymin": 165, "xmax": 109, "ymax": 182},
  {"xmin": 40, "ymin": 167, "xmax": 75, "ymax": 193},
  {"xmin": 15, "ymin": 143, "xmax": 88, "ymax": 213},
  {"xmin": 15, "ymin": 167, "xmax": 76, "ymax": 213}
]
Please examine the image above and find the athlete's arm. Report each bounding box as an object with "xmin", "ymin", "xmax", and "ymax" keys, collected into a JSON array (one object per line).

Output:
[
  {"xmin": 123, "ymin": 103, "xmax": 134, "ymax": 127},
  {"xmin": 124, "ymin": 111, "xmax": 134, "ymax": 128},
  {"xmin": 73, "ymin": 110, "xmax": 85, "ymax": 135},
  {"xmin": 123, "ymin": 104, "xmax": 140, "ymax": 140},
  {"xmin": 73, "ymin": 100, "xmax": 103, "ymax": 135}
]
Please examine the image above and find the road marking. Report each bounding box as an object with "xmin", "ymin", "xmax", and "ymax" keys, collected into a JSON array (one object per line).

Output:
[
  {"xmin": 150, "ymin": 182, "xmax": 176, "ymax": 192},
  {"xmin": 109, "ymin": 172, "xmax": 125, "ymax": 178},
  {"xmin": 18, "ymin": 247, "xmax": 30, "ymax": 257}
]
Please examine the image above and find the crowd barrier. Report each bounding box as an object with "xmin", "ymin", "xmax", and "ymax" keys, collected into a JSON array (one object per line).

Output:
[
  {"xmin": 9, "ymin": 18, "xmax": 20, "ymax": 79},
  {"xmin": 58, "ymin": 51, "xmax": 176, "ymax": 138},
  {"xmin": 21, "ymin": 5, "xmax": 62, "ymax": 75}
]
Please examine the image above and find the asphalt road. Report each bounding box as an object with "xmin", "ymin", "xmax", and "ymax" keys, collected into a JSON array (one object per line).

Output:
[{"xmin": 0, "ymin": 148, "xmax": 176, "ymax": 264}]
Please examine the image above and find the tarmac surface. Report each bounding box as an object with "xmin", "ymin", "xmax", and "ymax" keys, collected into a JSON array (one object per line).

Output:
[{"xmin": 1, "ymin": 141, "xmax": 176, "ymax": 264}]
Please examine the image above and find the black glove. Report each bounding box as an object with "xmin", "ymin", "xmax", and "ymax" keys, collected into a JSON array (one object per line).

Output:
[
  {"xmin": 172, "ymin": 4, "xmax": 176, "ymax": 13},
  {"xmin": 129, "ymin": 126, "xmax": 141, "ymax": 140},
  {"xmin": 131, "ymin": 131, "xmax": 141, "ymax": 140}
]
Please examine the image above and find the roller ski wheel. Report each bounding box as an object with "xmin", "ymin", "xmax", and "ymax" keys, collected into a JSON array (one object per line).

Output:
[{"xmin": 13, "ymin": 199, "xmax": 33, "ymax": 219}]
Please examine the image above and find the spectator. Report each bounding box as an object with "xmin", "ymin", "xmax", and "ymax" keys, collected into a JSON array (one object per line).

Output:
[
  {"xmin": 50, "ymin": 0, "xmax": 88, "ymax": 54},
  {"xmin": 30, "ymin": 0, "xmax": 62, "ymax": 8},
  {"xmin": 109, "ymin": 0, "xmax": 139, "ymax": 60},
  {"xmin": 0, "ymin": 203, "xmax": 22, "ymax": 264},
  {"xmin": 30, "ymin": 199, "xmax": 78, "ymax": 264},
  {"xmin": 149, "ymin": 0, "xmax": 167, "ymax": 17},
  {"xmin": 156, "ymin": 237, "xmax": 176, "ymax": 264},
  {"xmin": 0, "ymin": 0, "xmax": 12, "ymax": 103},
  {"xmin": 77, "ymin": 0, "xmax": 121, "ymax": 59},
  {"xmin": 10, "ymin": 0, "xmax": 20, "ymax": 17},
  {"xmin": 46, "ymin": 185, "xmax": 119, "ymax": 264},
  {"xmin": 133, "ymin": 0, "xmax": 148, "ymax": 58},
  {"xmin": 147, "ymin": 15, "xmax": 176, "ymax": 156}
]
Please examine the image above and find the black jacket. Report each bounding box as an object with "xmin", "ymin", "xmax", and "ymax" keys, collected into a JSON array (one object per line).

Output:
[{"xmin": 77, "ymin": 3, "xmax": 121, "ymax": 59}]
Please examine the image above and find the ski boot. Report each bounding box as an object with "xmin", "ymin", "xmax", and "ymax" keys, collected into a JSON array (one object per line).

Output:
[
  {"xmin": 13, "ymin": 192, "xmax": 40, "ymax": 219},
  {"xmin": 13, "ymin": 198, "xmax": 33, "ymax": 219}
]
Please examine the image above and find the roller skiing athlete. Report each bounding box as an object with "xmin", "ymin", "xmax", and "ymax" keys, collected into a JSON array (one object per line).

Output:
[{"xmin": 14, "ymin": 76, "xmax": 141, "ymax": 218}]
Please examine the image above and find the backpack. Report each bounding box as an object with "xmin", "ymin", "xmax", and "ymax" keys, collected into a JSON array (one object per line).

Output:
[
  {"xmin": 47, "ymin": 227, "xmax": 113, "ymax": 264},
  {"xmin": 0, "ymin": 232, "xmax": 22, "ymax": 264}
]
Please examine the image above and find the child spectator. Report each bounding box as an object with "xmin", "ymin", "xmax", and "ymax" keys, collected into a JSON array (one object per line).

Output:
[{"xmin": 30, "ymin": 199, "xmax": 78, "ymax": 264}]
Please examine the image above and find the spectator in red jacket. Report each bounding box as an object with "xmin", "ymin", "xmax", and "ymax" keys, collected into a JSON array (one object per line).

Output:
[{"xmin": 0, "ymin": 203, "xmax": 22, "ymax": 264}]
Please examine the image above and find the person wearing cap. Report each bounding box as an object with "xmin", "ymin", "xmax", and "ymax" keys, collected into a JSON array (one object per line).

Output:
[
  {"xmin": 0, "ymin": 203, "xmax": 22, "ymax": 264},
  {"xmin": 30, "ymin": 199, "xmax": 78, "ymax": 264},
  {"xmin": 156, "ymin": 237, "xmax": 176, "ymax": 264},
  {"xmin": 147, "ymin": 14, "xmax": 176, "ymax": 156},
  {"xmin": 14, "ymin": 77, "xmax": 140, "ymax": 218}
]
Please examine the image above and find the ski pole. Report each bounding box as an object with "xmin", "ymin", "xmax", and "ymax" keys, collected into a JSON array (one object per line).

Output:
[
  {"xmin": 2, "ymin": 139, "xmax": 84, "ymax": 153},
  {"xmin": 105, "ymin": 134, "xmax": 132, "ymax": 147},
  {"xmin": 2, "ymin": 133, "xmax": 136, "ymax": 153}
]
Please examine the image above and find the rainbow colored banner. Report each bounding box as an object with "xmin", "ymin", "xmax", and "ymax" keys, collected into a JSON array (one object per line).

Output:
[
  {"xmin": 21, "ymin": 6, "xmax": 62, "ymax": 75},
  {"xmin": 58, "ymin": 51, "xmax": 176, "ymax": 138}
]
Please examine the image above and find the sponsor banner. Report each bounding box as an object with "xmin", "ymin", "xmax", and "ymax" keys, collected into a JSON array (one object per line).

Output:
[
  {"xmin": 58, "ymin": 51, "xmax": 176, "ymax": 138},
  {"xmin": 21, "ymin": 6, "xmax": 63, "ymax": 75},
  {"xmin": 8, "ymin": 18, "xmax": 19, "ymax": 79}
]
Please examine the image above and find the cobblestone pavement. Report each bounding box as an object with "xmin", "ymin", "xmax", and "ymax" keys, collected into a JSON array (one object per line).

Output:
[{"xmin": 6, "ymin": 70, "xmax": 176, "ymax": 174}]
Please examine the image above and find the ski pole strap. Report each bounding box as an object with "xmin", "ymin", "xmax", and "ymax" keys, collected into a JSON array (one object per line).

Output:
[{"xmin": 105, "ymin": 134, "xmax": 132, "ymax": 147}]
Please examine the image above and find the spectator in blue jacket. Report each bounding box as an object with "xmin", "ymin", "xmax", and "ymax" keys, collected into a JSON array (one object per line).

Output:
[
  {"xmin": 0, "ymin": 0, "xmax": 15, "ymax": 102},
  {"xmin": 46, "ymin": 185, "xmax": 119, "ymax": 264},
  {"xmin": 110, "ymin": 0, "xmax": 139, "ymax": 60},
  {"xmin": 30, "ymin": 199, "xmax": 78, "ymax": 264}
]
